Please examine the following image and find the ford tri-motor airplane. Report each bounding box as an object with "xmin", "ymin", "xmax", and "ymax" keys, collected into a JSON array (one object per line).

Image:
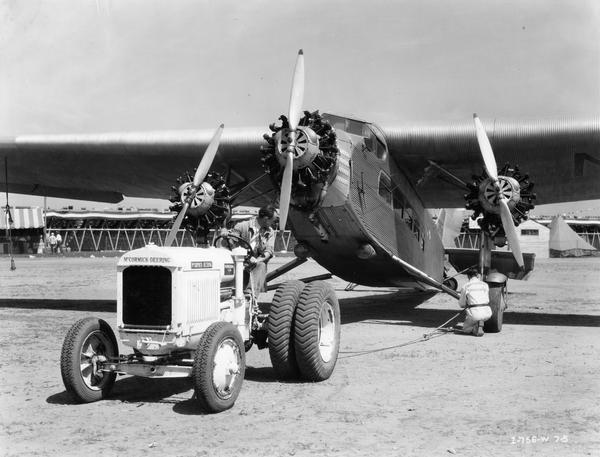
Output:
[{"xmin": 2, "ymin": 51, "xmax": 599, "ymax": 338}]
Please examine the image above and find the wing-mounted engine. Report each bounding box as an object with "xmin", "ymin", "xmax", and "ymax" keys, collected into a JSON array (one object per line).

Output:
[
  {"xmin": 261, "ymin": 110, "xmax": 339, "ymax": 211},
  {"xmin": 465, "ymin": 163, "xmax": 536, "ymax": 245},
  {"xmin": 169, "ymin": 170, "xmax": 230, "ymax": 243}
]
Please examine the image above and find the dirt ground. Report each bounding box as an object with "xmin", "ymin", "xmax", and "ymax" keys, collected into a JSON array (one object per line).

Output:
[{"xmin": 0, "ymin": 254, "xmax": 599, "ymax": 456}]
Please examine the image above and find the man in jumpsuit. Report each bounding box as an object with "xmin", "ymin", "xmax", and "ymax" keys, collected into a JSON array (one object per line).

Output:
[
  {"xmin": 226, "ymin": 204, "xmax": 276, "ymax": 296},
  {"xmin": 457, "ymin": 268, "xmax": 492, "ymax": 336}
]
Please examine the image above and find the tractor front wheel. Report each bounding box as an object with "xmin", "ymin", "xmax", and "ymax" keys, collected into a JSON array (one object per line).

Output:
[
  {"xmin": 192, "ymin": 322, "xmax": 245, "ymax": 413},
  {"xmin": 60, "ymin": 317, "xmax": 118, "ymax": 403}
]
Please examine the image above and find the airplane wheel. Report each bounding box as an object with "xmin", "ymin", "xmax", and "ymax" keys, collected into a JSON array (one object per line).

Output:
[
  {"xmin": 268, "ymin": 280, "xmax": 305, "ymax": 379},
  {"xmin": 192, "ymin": 322, "xmax": 245, "ymax": 413},
  {"xmin": 60, "ymin": 317, "xmax": 118, "ymax": 403},
  {"xmin": 484, "ymin": 283, "xmax": 506, "ymax": 333},
  {"xmin": 294, "ymin": 281, "xmax": 340, "ymax": 381}
]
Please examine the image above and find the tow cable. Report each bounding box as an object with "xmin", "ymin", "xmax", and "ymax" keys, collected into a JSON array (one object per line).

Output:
[{"xmin": 339, "ymin": 310, "xmax": 466, "ymax": 359}]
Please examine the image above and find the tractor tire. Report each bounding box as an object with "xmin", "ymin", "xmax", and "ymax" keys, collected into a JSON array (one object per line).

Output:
[
  {"xmin": 484, "ymin": 284, "xmax": 506, "ymax": 333},
  {"xmin": 268, "ymin": 280, "xmax": 305, "ymax": 380},
  {"xmin": 60, "ymin": 317, "xmax": 118, "ymax": 403},
  {"xmin": 192, "ymin": 322, "xmax": 245, "ymax": 413},
  {"xmin": 294, "ymin": 281, "xmax": 340, "ymax": 382}
]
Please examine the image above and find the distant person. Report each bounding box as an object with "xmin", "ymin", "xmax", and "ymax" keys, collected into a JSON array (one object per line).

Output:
[
  {"xmin": 37, "ymin": 235, "xmax": 44, "ymax": 254},
  {"xmin": 48, "ymin": 232, "xmax": 57, "ymax": 254},
  {"xmin": 56, "ymin": 233, "xmax": 62, "ymax": 254},
  {"xmin": 457, "ymin": 268, "xmax": 491, "ymax": 336},
  {"xmin": 221, "ymin": 204, "xmax": 277, "ymax": 295}
]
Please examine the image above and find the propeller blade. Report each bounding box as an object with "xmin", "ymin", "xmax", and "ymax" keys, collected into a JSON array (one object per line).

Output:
[
  {"xmin": 193, "ymin": 124, "xmax": 224, "ymax": 187},
  {"xmin": 473, "ymin": 114, "xmax": 498, "ymax": 182},
  {"xmin": 499, "ymin": 198, "xmax": 524, "ymax": 268},
  {"xmin": 279, "ymin": 152, "xmax": 294, "ymax": 231},
  {"xmin": 165, "ymin": 201, "xmax": 189, "ymax": 247},
  {"xmin": 288, "ymin": 49, "xmax": 305, "ymax": 131}
]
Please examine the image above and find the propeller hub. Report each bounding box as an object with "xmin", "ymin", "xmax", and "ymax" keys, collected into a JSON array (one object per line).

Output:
[
  {"xmin": 178, "ymin": 181, "xmax": 216, "ymax": 216},
  {"xmin": 275, "ymin": 127, "xmax": 320, "ymax": 170},
  {"xmin": 478, "ymin": 176, "xmax": 520, "ymax": 214}
]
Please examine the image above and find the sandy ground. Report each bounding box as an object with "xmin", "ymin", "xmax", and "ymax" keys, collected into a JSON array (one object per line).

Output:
[{"xmin": 0, "ymin": 254, "xmax": 599, "ymax": 457}]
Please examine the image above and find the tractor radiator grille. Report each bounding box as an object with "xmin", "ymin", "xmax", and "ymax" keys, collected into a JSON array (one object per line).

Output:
[
  {"xmin": 186, "ymin": 271, "xmax": 220, "ymax": 324},
  {"xmin": 122, "ymin": 266, "xmax": 172, "ymax": 327}
]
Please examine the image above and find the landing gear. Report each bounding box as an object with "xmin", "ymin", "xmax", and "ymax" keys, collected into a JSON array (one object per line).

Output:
[
  {"xmin": 484, "ymin": 280, "xmax": 507, "ymax": 333},
  {"xmin": 60, "ymin": 317, "xmax": 118, "ymax": 403},
  {"xmin": 268, "ymin": 280, "xmax": 305, "ymax": 379},
  {"xmin": 293, "ymin": 281, "xmax": 340, "ymax": 381}
]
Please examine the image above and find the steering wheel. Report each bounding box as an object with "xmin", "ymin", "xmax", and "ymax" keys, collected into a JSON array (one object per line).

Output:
[{"xmin": 213, "ymin": 233, "xmax": 256, "ymax": 258}]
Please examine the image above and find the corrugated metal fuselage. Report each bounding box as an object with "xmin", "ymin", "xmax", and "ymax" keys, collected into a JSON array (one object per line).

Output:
[{"xmin": 289, "ymin": 116, "xmax": 445, "ymax": 288}]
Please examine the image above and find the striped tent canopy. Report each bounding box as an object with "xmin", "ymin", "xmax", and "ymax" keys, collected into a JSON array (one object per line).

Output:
[{"xmin": 0, "ymin": 207, "xmax": 45, "ymax": 229}]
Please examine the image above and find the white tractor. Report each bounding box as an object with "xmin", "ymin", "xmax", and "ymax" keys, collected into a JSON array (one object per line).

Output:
[{"xmin": 60, "ymin": 237, "xmax": 340, "ymax": 413}]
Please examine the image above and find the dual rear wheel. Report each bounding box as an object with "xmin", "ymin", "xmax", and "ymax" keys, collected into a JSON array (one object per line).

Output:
[{"xmin": 268, "ymin": 280, "xmax": 340, "ymax": 381}]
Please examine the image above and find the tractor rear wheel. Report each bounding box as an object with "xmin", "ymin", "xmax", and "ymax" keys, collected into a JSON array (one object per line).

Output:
[
  {"xmin": 268, "ymin": 280, "xmax": 305, "ymax": 379},
  {"xmin": 192, "ymin": 322, "xmax": 245, "ymax": 413},
  {"xmin": 60, "ymin": 317, "xmax": 118, "ymax": 403},
  {"xmin": 484, "ymin": 284, "xmax": 506, "ymax": 333},
  {"xmin": 294, "ymin": 281, "xmax": 340, "ymax": 381}
]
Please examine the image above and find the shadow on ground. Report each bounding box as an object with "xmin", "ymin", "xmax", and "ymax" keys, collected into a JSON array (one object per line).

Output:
[
  {"xmin": 338, "ymin": 291, "xmax": 600, "ymax": 328},
  {"xmin": 0, "ymin": 299, "xmax": 116, "ymax": 312},
  {"xmin": 6, "ymin": 292, "xmax": 598, "ymax": 329}
]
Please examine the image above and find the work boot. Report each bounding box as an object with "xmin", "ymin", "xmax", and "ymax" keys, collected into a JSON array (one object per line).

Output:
[{"xmin": 474, "ymin": 321, "xmax": 484, "ymax": 337}]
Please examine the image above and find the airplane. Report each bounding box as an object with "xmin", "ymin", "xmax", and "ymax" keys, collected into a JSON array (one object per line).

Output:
[{"xmin": 1, "ymin": 50, "xmax": 600, "ymax": 336}]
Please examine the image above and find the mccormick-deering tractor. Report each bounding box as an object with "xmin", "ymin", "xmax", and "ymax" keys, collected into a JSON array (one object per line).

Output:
[{"xmin": 60, "ymin": 238, "xmax": 340, "ymax": 413}]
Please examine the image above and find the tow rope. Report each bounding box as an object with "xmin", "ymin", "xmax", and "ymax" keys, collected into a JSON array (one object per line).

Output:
[{"xmin": 339, "ymin": 310, "xmax": 466, "ymax": 359}]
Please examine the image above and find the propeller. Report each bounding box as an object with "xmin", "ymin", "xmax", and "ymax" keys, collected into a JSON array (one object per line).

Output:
[
  {"xmin": 164, "ymin": 124, "xmax": 224, "ymax": 247},
  {"xmin": 279, "ymin": 49, "xmax": 305, "ymax": 231},
  {"xmin": 473, "ymin": 114, "xmax": 524, "ymax": 268}
]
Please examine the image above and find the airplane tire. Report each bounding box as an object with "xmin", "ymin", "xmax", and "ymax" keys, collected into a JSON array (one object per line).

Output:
[
  {"xmin": 294, "ymin": 281, "xmax": 340, "ymax": 382},
  {"xmin": 484, "ymin": 284, "xmax": 506, "ymax": 333},
  {"xmin": 192, "ymin": 322, "xmax": 245, "ymax": 413},
  {"xmin": 60, "ymin": 317, "xmax": 118, "ymax": 403},
  {"xmin": 268, "ymin": 280, "xmax": 305, "ymax": 379}
]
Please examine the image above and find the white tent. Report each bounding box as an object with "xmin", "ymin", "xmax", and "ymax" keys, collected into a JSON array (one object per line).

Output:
[{"xmin": 549, "ymin": 215, "xmax": 597, "ymax": 257}]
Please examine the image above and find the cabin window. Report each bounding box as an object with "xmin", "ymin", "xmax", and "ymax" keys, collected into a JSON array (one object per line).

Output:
[
  {"xmin": 521, "ymin": 229, "xmax": 539, "ymax": 236},
  {"xmin": 363, "ymin": 127, "xmax": 387, "ymax": 160},
  {"xmin": 378, "ymin": 172, "xmax": 392, "ymax": 205}
]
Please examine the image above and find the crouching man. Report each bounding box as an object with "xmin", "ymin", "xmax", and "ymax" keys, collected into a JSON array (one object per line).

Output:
[
  {"xmin": 223, "ymin": 204, "xmax": 277, "ymax": 296},
  {"xmin": 458, "ymin": 268, "xmax": 492, "ymax": 336}
]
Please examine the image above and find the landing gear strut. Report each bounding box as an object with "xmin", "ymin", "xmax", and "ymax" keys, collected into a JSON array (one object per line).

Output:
[{"xmin": 478, "ymin": 234, "xmax": 507, "ymax": 333}]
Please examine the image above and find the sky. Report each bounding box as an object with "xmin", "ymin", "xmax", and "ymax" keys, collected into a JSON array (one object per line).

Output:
[{"xmin": 1, "ymin": 0, "xmax": 599, "ymax": 215}]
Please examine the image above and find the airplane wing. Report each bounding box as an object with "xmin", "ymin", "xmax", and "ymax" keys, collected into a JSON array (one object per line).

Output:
[
  {"xmin": 0, "ymin": 127, "xmax": 273, "ymax": 206},
  {"xmin": 1, "ymin": 117, "xmax": 599, "ymax": 208},
  {"xmin": 382, "ymin": 117, "xmax": 600, "ymax": 207}
]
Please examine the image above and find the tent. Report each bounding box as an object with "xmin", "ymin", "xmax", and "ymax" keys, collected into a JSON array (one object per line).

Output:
[
  {"xmin": 1, "ymin": 207, "xmax": 45, "ymax": 229},
  {"xmin": 548, "ymin": 215, "xmax": 598, "ymax": 257}
]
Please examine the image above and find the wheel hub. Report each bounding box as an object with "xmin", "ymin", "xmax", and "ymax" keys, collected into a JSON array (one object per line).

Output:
[
  {"xmin": 212, "ymin": 338, "xmax": 241, "ymax": 399},
  {"xmin": 318, "ymin": 302, "xmax": 336, "ymax": 363},
  {"xmin": 79, "ymin": 331, "xmax": 111, "ymax": 390}
]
